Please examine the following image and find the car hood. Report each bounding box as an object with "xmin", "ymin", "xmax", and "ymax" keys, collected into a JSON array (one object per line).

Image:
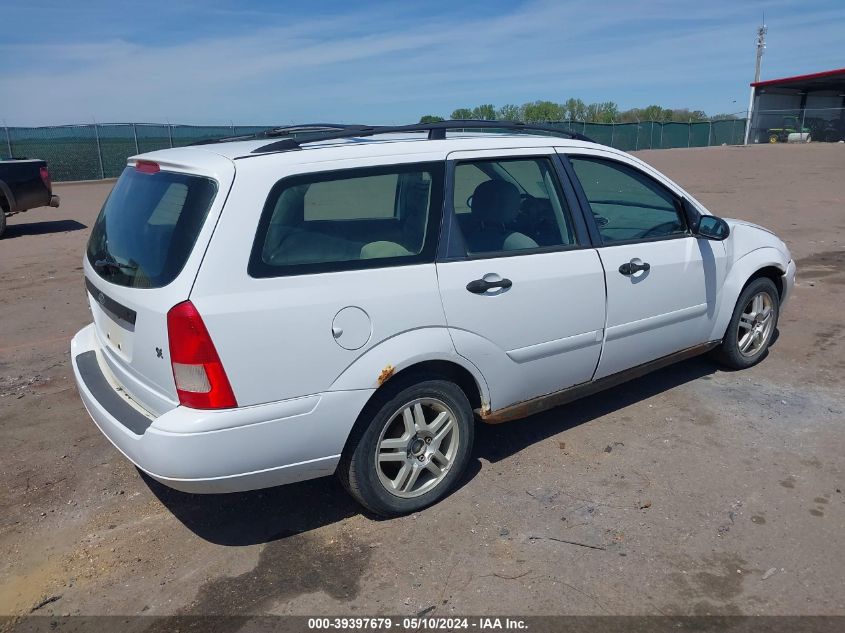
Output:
[
  {"xmin": 724, "ymin": 218, "xmax": 776, "ymax": 236},
  {"xmin": 724, "ymin": 218, "xmax": 791, "ymax": 261}
]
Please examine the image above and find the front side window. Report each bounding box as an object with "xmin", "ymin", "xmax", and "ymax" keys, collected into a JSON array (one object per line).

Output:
[
  {"xmin": 569, "ymin": 156, "xmax": 686, "ymax": 243},
  {"xmin": 451, "ymin": 157, "xmax": 577, "ymax": 256},
  {"xmin": 250, "ymin": 162, "xmax": 444, "ymax": 277}
]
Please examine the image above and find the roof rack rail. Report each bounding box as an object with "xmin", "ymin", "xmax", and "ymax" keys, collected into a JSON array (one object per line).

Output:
[
  {"xmin": 249, "ymin": 120, "xmax": 596, "ymax": 154},
  {"xmin": 191, "ymin": 123, "xmax": 369, "ymax": 146}
]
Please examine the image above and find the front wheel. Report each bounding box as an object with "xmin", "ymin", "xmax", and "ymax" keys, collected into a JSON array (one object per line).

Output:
[
  {"xmin": 713, "ymin": 277, "xmax": 779, "ymax": 369},
  {"xmin": 339, "ymin": 379, "xmax": 474, "ymax": 516}
]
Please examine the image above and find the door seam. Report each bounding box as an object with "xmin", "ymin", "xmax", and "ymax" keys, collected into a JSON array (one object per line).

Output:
[{"xmin": 591, "ymin": 248, "xmax": 610, "ymax": 382}]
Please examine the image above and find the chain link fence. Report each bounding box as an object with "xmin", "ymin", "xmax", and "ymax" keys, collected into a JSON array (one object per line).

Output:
[
  {"xmin": 549, "ymin": 118, "xmax": 747, "ymax": 150},
  {"xmin": 2, "ymin": 120, "xmax": 749, "ymax": 182},
  {"xmin": 0, "ymin": 124, "xmax": 270, "ymax": 181}
]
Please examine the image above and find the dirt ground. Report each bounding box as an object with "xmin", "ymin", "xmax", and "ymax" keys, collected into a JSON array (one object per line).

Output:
[{"xmin": 1, "ymin": 143, "xmax": 843, "ymax": 622}]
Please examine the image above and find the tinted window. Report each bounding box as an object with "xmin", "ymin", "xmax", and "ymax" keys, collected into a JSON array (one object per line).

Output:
[
  {"xmin": 452, "ymin": 157, "xmax": 577, "ymax": 255},
  {"xmin": 453, "ymin": 163, "xmax": 488, "ymax": 215},
  {"xmin": 87, "ymin": 167, "xmax": 218, "ymax": 288},
  {"xmin": 569, "ymin": 157, "xmax": 686, "ymax": 243},
  {"xmin": 250, "ymin": 162, "xmax": 444, "ymax": 277},
  {"xmin": 303, "ymin": 174, "xmax": 398, "ymax": 220}
]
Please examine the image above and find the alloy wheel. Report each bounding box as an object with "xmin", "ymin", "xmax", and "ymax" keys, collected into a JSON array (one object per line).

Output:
[
  {"xmin": 375, "ymin": 398, "xmax": 460, "ymax": 498},
  {"xmin": 737, "ymin": 291, "xmax": 776, "ymax": 357}
]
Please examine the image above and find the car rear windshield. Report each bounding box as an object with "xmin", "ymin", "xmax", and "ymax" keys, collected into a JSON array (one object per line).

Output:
[{"xmin": 87, "ymin": 166, "xmax": 218, "ymax": 288}]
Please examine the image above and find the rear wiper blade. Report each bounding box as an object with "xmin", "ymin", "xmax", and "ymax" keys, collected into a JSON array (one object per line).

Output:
[{"xmin": 95, "ymin": 258, "xmax": 137, "ymax": 271}]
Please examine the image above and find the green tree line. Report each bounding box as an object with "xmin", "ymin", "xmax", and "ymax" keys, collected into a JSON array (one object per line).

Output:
[{"xmin": 420, "ymin": 100, "xmax": 740, "ymax": 124}]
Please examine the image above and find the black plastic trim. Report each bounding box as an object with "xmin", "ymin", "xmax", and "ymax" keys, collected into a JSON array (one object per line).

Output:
[
  {"xmin": 585, "ymin": 232, "xmax": 693, "ymax": 248},
  {"xmin": 76, "ymin": 351, "xmax": 152, "ymax": 435},
  {"xmin": 250, "ymin": 120, "xmax": 595, "ymax": 155},
  {"xmin": 551, "ymin": 153, "xmax": 594, "ymax": 247},
  {"xmin": 557, "ymin": 153, "xmax": 603, "ymax": 245},
  {"xmin": 85, "ymin": 277, "xmax": 137, "ymax": 327},
  {"xmin": 190, "ymin": 123, "xmax": 369, "ymax": 146},
  {"xmin": 436, "ymin": 158, "xmax": 464, "ymax": 261}
]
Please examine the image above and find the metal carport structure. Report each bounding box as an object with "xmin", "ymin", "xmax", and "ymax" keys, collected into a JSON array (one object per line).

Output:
[{"xmin": 747, "ymin": 67, "xmax": 845, "ymax": 144}]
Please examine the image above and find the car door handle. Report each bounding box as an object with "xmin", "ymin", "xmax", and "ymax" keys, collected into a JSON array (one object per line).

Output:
[
  {"xmin": 466, "ymin": 277, "xmax": 513, "ymax": 293},
  {"xmin": 618, "ymin": 260, "xmax": 651, "ymax": 276}
]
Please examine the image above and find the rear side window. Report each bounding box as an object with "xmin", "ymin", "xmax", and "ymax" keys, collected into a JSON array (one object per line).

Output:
[
  {"xmin": 303, "ymin": 174, "xmax": 398, "ymax": 220},
  {"xmin": 452, "ymin": 157, "xmax": 578, "ymax": 255},
  {"xmin": 569, "ymin": 157, "xmax": 686, "ymax": 243},
  {"xmin": 87, "ymin": 167, "xmax": 218, "ymax": 288},
  {"xmin": 250, "ymin": 162, "xmax": 444, "ymax": 277}
]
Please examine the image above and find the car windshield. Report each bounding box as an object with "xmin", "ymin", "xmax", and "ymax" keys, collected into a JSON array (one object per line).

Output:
[{"xmin": 87, "ymin": 167, "xmax": 217, "ymax": 288}]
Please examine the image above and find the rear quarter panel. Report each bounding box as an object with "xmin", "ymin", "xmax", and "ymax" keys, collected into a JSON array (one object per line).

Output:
[{"xmin": 191, "ymin": 150, "xmax": 460, "ymax": 407}]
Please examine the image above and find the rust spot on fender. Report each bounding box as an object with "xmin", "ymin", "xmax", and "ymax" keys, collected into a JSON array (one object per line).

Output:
[
  {"xmin": 377, "ymin": 364, "xmax": 395, "ymax": 386},
  {"xmin": 478, "ymin": 398, "xmax": 542, "ymax": 424},
  {"xmin": 477, "ymin": 404, "xmax": 493, "ymax": 420}
]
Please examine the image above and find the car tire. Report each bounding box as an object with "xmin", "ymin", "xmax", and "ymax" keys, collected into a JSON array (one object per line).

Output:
[
  {"xmin": 338, "ymin": 377, "xmax": 474, "ymax": 517},
  {"xmin": 713, "ymin": 277, "xmax": 780, "ymax": 370}
]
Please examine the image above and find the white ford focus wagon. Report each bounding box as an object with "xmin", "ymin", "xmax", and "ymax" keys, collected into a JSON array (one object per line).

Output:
[{"xmin": 71, "ymin": 122, "xmax": 795, "ymax": 516}]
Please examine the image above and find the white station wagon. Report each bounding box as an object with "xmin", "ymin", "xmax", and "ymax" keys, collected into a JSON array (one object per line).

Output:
[{"xmin": 72, "ymin": 122, "xmax": 795, "ymax": 516}]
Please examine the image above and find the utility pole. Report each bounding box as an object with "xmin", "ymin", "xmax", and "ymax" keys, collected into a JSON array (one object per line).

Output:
[{"xmin": 744, "ymin": 19, "xmax": 767, "ymax": 145}]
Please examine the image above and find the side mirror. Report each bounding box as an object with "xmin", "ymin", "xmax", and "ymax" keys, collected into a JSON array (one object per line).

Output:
[
  {"xmin": 696, "ymin": 215, "xmax": 730, "ymax": 241},
  {"xmin": 681, "ymin": 198, "xmax": 730, "ymax": 241}
]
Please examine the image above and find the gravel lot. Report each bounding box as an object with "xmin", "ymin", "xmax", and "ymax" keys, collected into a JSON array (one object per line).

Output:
[{"xmin": 1, "ymin": 143, "xmax": 843, "ymax": 621}]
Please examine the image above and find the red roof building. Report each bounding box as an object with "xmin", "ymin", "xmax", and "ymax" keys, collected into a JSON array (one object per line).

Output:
[{"xmin": 747, "ymin": 67, "xmax": 845, "ymax": 143}]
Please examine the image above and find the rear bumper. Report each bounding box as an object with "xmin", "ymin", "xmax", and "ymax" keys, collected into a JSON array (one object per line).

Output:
[{"xmin": 71, "ymin": 324, "xmax": 373, "ymax": 494}]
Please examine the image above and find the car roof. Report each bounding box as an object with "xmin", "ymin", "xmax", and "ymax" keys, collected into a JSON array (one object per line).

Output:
[{"xmin": 131, "ymin": 132, "xmax": 617, "ymax": 171}]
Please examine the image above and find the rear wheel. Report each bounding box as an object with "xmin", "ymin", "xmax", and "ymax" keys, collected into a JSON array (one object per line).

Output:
[
  {"xmin": 769, "ymin": 133, "xmax": 779, "ymax": 144},
  {"xmin": 713, "ymin": 277, "xmax": 779, "ymax": 369},
  {"xmin": 339, "ymin": 378, "xmax": 474, "ymax": 516}
]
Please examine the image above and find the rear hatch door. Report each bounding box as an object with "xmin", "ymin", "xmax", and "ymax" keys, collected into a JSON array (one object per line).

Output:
[{"xmin": 83, "ymin": 151, "xmax": 234, "ymax": 416}]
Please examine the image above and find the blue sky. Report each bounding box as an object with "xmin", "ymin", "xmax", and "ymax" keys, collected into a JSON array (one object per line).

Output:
[{"xmin": 1, "ymin": 0, "xmax": 843, "ymax": 126}]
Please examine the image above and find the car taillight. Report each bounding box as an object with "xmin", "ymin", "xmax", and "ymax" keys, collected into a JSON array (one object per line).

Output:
[
  {"xmin": 39, "ymin": 166, "xmax": 51, "ymax": 191},
  {"xmin": 167, "ymin": 301, "xmax": 237, "ymax": 409},
  {"xmin": 135, "ymin": 161, "xmax": 160, "ymax": 174}
]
